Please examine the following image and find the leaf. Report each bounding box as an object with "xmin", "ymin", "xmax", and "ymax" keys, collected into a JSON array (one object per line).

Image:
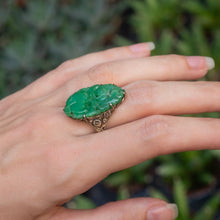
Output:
[
  {"xmin": 157, "ymin": 164, "xmax": 183, "ymax": 177},
  {"xmin": 173, "ymin": 178, "xmax": 190, "ymax": 220},
  {"xmin": 211, "ymin": 150, "xmax": 220, "ymax": 160},
  {"xmin": 149, "ymin": 188, "xmax": 169, "ymax": 202},
  {"xmin": 104, "ymin": 170, "xmax": 131, "ymax": 187},
  {"xmin": 117, "ymin": 186, "xmax": 130, "ymax": 200},
  {"xmin": 0, "ymin": 0, "xmax": 125, "ymax": 98},
  {"xmin": 114, "ymin": 35, "xmax": 133, "ymax": 47},
  {"xmin": 73, "ymin": 195, "xmax": 96, "ymax": 210},
  {"xmin": 194, "ymin": 193, "xmax": 220, "ymax": 220}
]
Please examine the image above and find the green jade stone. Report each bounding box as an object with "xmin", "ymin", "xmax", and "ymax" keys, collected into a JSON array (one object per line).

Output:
[{"xmin": 64, "ymin": 84, "xmax": 125, "ymax": 119}]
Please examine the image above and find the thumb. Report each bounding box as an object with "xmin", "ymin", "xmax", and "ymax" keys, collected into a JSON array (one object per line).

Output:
[{"xmin": 40, "ymin": 198, "xmax": 178, "ymax": 220}]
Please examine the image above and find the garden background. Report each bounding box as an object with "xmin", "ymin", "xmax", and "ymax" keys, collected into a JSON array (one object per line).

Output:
[{"xmin": 0, "ymin": 0, "xmax": 220, "ymax": 219}]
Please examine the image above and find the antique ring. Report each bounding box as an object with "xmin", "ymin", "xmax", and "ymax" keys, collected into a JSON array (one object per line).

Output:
[{"xmin": 63, "ymin": 84, "xmax": 125, "ymax": 132}]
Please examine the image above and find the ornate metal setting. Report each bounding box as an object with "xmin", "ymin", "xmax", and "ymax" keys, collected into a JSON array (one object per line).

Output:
[{"xmin": 82, "ymin": 95, "xmax": 125, "ymax": 132}]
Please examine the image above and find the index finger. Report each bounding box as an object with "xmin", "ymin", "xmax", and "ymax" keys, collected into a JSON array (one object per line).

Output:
[{"xmin": 24, "ymin": 43, "xmax": 154, "ymax": 99}]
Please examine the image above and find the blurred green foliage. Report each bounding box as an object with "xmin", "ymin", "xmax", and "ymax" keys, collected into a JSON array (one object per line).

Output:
[
  {"xmin": 110, "ymin": 0, "xmax": 220, "ymax": 192},
  {"xmin": 105, "ymin": 160, "xmax": 152, "ymax": 187},
  {"xmin": 150, "ymin": 178, "xmax": 220, "ymax": 220},
  {"xmin": 116, "ymin": 0, "xmax": 220, "ymax": 78},
  {"xmin": 65, "ymin": 195, "xmax": 96, "ymax": 210},
  {"xmin": 156, "ymin": 150, "xmax": 219, "ymax": 190},
  {"xmin": 113, "ymin": 0, "xmax": 220, "ymax": 218},
  {"xmin": 0, "ymin": 0, "xmax": 124, "ymax": 98},
  {"xmin": 1, "ymin": 0, "xmax": 220, "ymax": 218}
]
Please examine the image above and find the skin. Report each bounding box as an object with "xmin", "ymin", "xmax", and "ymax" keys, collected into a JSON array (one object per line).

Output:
[{"xmin": 0, "ymin": 44, "xmax": 219, "ymax": 220}]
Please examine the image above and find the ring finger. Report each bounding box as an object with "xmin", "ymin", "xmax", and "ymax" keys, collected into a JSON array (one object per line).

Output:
[{"xmin": 63, "ymin": 80, "xmax": 220, "ymax": 135}]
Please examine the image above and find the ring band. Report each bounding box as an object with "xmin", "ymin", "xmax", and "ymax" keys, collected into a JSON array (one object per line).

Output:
[{"xmin": 64, "ymin": 84, "xmax": 125, "ymax": 132}]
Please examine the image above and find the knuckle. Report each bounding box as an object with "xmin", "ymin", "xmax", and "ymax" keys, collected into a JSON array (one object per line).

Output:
[
  {"xmin": 57, "ymin": 59, "xmax": 74, "ymax": 70},
  {"xmin": 87, "ymin": 62, "xmax": 115, "ymax": 83},
  {"xmin": 143, "ymin": 115, "xmax": 170, "ymax": 136},
  {"xmin": 168, "ymin": 54, "xmax": 182, "ymax": 60},
  {"xmin": 162, "ymin": 54, "xmax": 186, "ymax": 74},
  {"xmin": 85, "ymin": 46, "xmax": 131, "ymax": 63},
  {"xmin": 21, "ymin": 110, "xmax": 55, "ymax": 137},
  {"xmin": 127, "ymin": 81, "xmax": 159, "ymax": 110},
  {"xmin": 140, "ymin": 115, "xmax": 171, "ymax": 154},
  {"xmin": 103, "ymin": 199, "xmax": 149, "ymax": 220},
  {"xmin": 99, "ymin": 47, "xmax": 128, "ymax": 60},
  {"xmin": 102, "ymin": 202, "xmax": 129, "ymax": 220},
  {"xmin": 169, "ymin": 54, "xmax": 186, "ymax": 66},
  {"xmin": 99, "ymin": 48, "xmax": 117, "ymax": 60}
]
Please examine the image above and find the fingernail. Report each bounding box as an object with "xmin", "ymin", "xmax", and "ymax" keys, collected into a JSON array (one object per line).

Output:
[
  {"xmin": 205, "ymin": 57, "xmax": 215, "ymax": 70},
  {"xmin": 129, "ymin": 42, "xmax": 155, "ymax": 53},
  {"xmin": 147, "ymin": 203, "xmax": 178, "ymax": 220},
  {"xmin": 186, "ymin": 56, "xmax": 215, "ymax": 70},
  {"xmin": 167, "ymin": 204, "xmax": 179, "ymax": 219}
]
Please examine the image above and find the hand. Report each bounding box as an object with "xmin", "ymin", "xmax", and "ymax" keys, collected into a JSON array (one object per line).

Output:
[{"xmin": 0, "ymin": 43, "xmax": 218, "ymax": 220}]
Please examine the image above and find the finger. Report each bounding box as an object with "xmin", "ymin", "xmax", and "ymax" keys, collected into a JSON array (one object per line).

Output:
[
  {"xmin": 24, "ymin": 43, "xmax": 154, "ymax": 99},
  {"xmin": 53, "ymin": 55, "xmax": 214, "ymax": 105},
  {"xmin": 107, "ymin": 80, "xmax": 220, "ymax": 128},
  {"xmin": 50, "ymin": 80, "xmax": 220, "ymax": 136},
  {"xmin": 82, "ymin": 115, "xmax": 220, "ymax": 176},
  {"xmin": 41, "ymin": 198, "xmax": 178, "ymax": 220}
]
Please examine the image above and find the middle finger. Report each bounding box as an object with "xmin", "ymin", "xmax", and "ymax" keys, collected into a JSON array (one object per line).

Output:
[{"xmin": 52, "ymin": 55, "xmax": 213, "ymax": 106}]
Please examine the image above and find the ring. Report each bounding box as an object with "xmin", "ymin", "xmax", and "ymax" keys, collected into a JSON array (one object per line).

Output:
[{"xmin": 64, "ymin": 84, "xmax": 125, "ymax": 132}]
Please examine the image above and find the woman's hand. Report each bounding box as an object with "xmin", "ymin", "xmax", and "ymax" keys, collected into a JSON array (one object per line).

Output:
[{"xmin": 0, "ymin": 43, "xmax": 218, "ymax": 220}]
